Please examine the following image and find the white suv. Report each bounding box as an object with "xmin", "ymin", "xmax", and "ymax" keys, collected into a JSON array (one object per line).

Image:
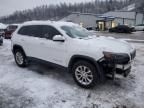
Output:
[{"xmin": 11, "ymin": 21, "xmax": 136, "ymax": 88}]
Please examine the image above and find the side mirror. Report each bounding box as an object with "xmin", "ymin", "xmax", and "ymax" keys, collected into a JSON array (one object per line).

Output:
[{"xmin": 53, "ymin": 35, "xmax": 65, "ymax": 42}]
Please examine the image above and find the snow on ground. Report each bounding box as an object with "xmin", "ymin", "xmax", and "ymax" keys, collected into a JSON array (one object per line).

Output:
[{"xmin": 0, "ymin": 39, "xmax": 144, "ymax": 108}]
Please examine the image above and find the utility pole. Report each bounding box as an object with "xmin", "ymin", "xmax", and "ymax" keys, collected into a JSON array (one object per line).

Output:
[{"xmin": 142, "ymin": 8, "xmax": 144, "ymax": 24}]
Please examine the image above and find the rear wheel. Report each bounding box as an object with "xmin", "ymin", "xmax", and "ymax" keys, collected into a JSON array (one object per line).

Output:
[
  {"xmin": 14, "ymin": 49, "xmax": 28, "ymax": 67},
  {"xmin": 72, "ymin": 60, "xmax": 99, "ymax": 88}
]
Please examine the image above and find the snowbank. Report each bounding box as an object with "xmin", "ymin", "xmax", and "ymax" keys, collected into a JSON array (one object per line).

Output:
[
  {"xmin": 0, "ymin": 40, "xmax": 144, "ymax": 108},
  {"xmin": 0, "ymin": 23, "xmax": 7, "ymax": 29}
]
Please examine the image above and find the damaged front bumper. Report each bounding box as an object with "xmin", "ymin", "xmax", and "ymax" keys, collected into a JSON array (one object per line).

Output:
[
  {"xmin": 99, "ymin": 50, "xmax": 136, "ymax": 78},
  {"xmin": 116, "ymin": 62, "xmax": 132, "ymax": 77}
]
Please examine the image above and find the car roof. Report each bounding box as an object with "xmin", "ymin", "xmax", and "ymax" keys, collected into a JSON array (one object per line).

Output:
[
  {"xmin": 118, "ymin": 25, "xmax": 128, "ymax": 27},
  {"xmin": 21, "ymin": 20, "xmax": 78, "ymax": 27},
  {"xmin": 117, "ymin": 25, "xmax": 127, "ymax": 27}
]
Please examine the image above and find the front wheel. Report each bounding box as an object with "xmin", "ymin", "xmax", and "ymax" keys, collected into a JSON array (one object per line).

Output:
[
  {"xmin": 14, "ymin": 49, "xmax": 28, "ymax": 67},
  {"xmin": 72, "ymin": 60, "xmax": 99, "ymax": 88}
]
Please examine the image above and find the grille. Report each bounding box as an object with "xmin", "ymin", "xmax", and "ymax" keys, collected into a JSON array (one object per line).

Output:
[{"xmin": 114, "ymin": 54, "xmax": 130, "ymax": 64}]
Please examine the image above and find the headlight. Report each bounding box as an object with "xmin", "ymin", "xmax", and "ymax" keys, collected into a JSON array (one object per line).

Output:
[
  {"xmin": 103, "ymin": 51, "xmax": 113, "ymax": 59},
  {"xmin": 103, "ymin": 51, "xmax": 130, "ymax": 64},
  {"xmin": 103, "ymin": 51, "xmax": 128, "ymax": 59}
]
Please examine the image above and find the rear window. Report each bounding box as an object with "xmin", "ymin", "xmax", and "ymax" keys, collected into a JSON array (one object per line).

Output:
[
  {"xmin": 117, "ymin": 25, "xmax": 129, "ymax": 28},
  {"xmin": 18, "ymin": 25, "xmax": 43, "ymax": 37},
  {"xmin": 18, "ymin": 25, "xmax": 61, "ymax": 39}
]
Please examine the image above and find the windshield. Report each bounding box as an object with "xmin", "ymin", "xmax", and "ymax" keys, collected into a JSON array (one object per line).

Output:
[{"xmin": 61, "ymin": 25, "xmax": 95, "ymax": 38}]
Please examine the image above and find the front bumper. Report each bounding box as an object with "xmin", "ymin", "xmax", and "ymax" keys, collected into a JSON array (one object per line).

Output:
[
  {"xmin": 116, "ymin": 66, "xmax": 131, "ymax": 77},
  {"xmin": 100, "ymin": 50, "xmax": 136, "ymax": 77}
]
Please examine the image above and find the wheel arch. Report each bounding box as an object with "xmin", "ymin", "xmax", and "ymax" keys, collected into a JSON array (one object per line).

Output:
[
  {"xmin": 69, "ymin": 55, "xmax": 102, "ymax": 72},
  {"xmin": 12, "ymin": 44, "xmax": 26, "ymax": 56},
  {"xmin": 69, "ymin": 55, "xmax": 97, "ymax": 68},
  {"xmin": 68, "ymin": 55, "xmax": 105, "ymax": 82}
]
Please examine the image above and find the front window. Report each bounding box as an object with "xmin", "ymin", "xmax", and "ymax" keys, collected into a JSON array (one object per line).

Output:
[{"xmin": 61, "ymin": 25, "xmax": 94, "ymax": 38}]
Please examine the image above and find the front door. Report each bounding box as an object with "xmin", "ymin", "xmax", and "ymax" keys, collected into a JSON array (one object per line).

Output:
[{"xmin": 37, "ymin": 25, "xmax": 67, "ymax": 66}]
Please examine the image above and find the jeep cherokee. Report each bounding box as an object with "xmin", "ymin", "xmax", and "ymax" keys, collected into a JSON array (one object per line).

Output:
[{"xmin": 11, "ymin": 21, "xmax": 136, "ymax": 88}]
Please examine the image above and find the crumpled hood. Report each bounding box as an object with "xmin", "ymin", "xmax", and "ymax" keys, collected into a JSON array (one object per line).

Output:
[{"xmin": 83, "ymin": 36, "xmax": 135, "ymax": 54}]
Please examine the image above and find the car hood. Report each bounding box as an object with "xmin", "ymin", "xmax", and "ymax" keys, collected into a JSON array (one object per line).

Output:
[{"xmin": 82, "ymin": 36, "xmax": 135, "ymax": 54}]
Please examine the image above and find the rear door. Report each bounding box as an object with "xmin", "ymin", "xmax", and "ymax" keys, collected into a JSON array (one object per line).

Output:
[{"xmin": 17, "ymin": 25, "xmax": 44, "ymax": 58}]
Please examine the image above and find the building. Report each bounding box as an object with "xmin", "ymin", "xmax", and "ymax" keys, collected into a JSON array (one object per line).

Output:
[
  {"xmin": 103, "ymin": 11, "xmax": 144, "ymax": 27},
  {"xmin": 103, "ymin": 3, "xmax": 144, "ymax": 26},
  {"xmin": 61, "ymin": 12, "xmax": 115, "ymax": 31},
  {"xmin": 61, "ymin": 3, "xmax": 144, "ymax": 31},
  {"xmin": 61, "ymin": 12, "xmax": 100, "ymax": 28}
]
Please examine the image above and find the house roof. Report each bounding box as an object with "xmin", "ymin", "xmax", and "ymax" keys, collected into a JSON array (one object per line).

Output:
[
  {"xmin": 71, "ymin": 12, "xmax": 102, "ymax": 17},
  {"xmin": 103, "ymin": 11, "xmax": 137, "ymax": 20},
  {"xmin": 61, "ymin": 12, "xmax": 115, "ymax": 21}
]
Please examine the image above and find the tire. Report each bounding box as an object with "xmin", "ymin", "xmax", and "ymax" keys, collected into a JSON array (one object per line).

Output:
[
  {"xmin": 72, "ymin": 60, "xmax": 99, "ymax": 88},
  {"xmin": 118, "ymin": 29, "xmax": 123, "ymax": 33},
  {"xmin": 109, "ymin": 29, "xmax": 113, "ymax": 33},
  {"xmin": 14, "ymin": 49, "xmax": 28, "ymax": 67}
]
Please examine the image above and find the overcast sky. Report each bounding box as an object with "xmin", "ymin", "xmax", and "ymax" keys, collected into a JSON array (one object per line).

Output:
[{"xmin": 0, "ymin": 0, "xmax": 94, "ymax": 17}]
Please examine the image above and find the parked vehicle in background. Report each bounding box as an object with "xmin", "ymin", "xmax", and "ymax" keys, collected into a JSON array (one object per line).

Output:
[
  {"xmin": 131, "ymin": 26, "xmax": 136, "ymax": 32},
  {"xmin": 86, "ymin": 26, "xmax": 100, "ymax": 31},
  {"xmin": 0, "ymin": 29, "xmax": 4, "ymax": 45},
  {"xmin": 0, "ymin": 29, "xmax": 5, "ymax": 37},
  {"xmin": 11, "ymin": 21, "xmax": 136, "ymax": 88},
  {"xmin": 109, "ymin": 25, "xmax": 134, "ymax": 33},
  {"xmin": 134, "ymin": 24, "xmax": 144, "ymax": 31},
  {"xmin": 86, "ymin": 26, "xmax": 96, "ymax": 31},
  {"xmin": 4, "ymin": 24, "xmax": 18, "ymax": 39}
]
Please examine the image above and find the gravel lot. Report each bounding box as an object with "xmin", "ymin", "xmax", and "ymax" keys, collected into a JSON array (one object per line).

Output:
[{"xmin": 0, "ymin": 37, "xmax": 144, "ymax": 108}]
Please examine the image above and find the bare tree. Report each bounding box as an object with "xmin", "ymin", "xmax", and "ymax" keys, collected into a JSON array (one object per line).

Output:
[{"xmin": 0, "ymin": 0, "xmax": 131, "ymax": 24}]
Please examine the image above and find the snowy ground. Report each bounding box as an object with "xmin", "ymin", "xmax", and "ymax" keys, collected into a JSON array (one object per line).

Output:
[
  {"xmin": 0, "ymin": 39, "xmax": 144, "ymax": 108},
  {"xmin": 95, "ymin": 31, "xmax": 144, "ymax": 41}
]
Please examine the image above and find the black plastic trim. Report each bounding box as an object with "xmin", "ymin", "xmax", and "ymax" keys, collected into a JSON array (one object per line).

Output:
[
  {"xmin": 27, "ymin": 57, "xmax": 68, "ymax": 70},
  {"xmin": 12, "ymin": 44, "xmax": 26, "ymax": 56},
  {"xmin": 68, "ymin": 55, "xmax": 104, "ymax": 81}
]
